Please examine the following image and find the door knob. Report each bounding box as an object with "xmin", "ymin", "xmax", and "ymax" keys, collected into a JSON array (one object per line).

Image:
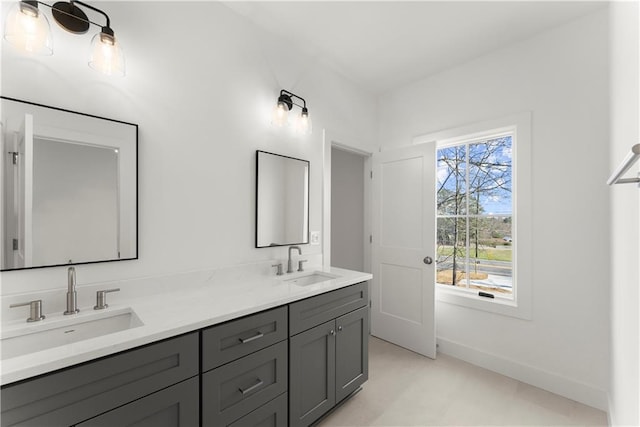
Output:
[{"xmin": 423, "ymin": 256, "xmax": 433, "ymax": 265}]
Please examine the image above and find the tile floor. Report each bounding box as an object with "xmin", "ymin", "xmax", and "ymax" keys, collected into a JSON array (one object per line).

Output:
[{"xmin": 318, "ymin": 337, "xmax": 608, "ymax": 426}]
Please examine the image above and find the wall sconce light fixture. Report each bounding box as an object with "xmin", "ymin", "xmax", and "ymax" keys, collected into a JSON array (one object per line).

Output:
[
  {"xmin": 3, "ymin": 0, "xmax": 125, "ymax": 76},
  {"xmin": 272, "ymin": 89, "xmax": 312, "ymax": 135}
]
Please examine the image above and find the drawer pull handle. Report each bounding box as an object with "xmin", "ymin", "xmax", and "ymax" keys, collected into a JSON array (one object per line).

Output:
[
  {"xmin": 239, "ymin": 332, "xmax": 264, "ymax": 344},
  {"xmin": 239, "ymin": 379, "xmax": 264, "ymax": 396}
]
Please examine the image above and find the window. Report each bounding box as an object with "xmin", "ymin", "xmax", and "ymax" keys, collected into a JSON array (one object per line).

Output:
[
  {"xmin": 414, "ymin": 112, "xmax": 531, "ymax": 319},
  {"xmin": 436, "ymin": 133, "xmax": 514, "ymax": 299}
]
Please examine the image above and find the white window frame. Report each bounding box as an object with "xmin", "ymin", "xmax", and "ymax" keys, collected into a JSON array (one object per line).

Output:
[{"xmin": 414, "ymin": 112, "xmax": 532, "ymax": 320}]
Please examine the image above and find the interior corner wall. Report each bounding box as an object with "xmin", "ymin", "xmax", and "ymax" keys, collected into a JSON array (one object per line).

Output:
[
  {"xmin": 609, "ymin": 2, "xmax": 639, "ymax": 426},
  {"xmin": 377, "ymin": 9, "xmax": 610, "ymax": 410},
  {"xmin": 0, "ymin": 1, "xmax": 377, "ymax": 294}
]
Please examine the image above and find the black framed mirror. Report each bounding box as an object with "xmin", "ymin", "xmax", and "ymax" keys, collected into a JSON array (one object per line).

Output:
[
  {"xmin": 0, "ymin": 96, "xmax": 138, "ymax": 271},
  {"xmin": 255, "ymin": 150, "xmax": 309, "ymax": 248}
]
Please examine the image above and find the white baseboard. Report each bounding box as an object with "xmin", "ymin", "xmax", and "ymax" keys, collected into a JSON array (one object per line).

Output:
[{"xmin": 437, "ymin": 337, "xmax": 609, "ymax": 412}]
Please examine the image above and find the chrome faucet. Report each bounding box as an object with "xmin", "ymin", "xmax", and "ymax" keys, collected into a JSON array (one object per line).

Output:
[
  {"xmin": 287, "ymin": 246, "xmax": 302, "ymax": 273},
  {"xmin": 64, "ymin": 267, "xmax": 80, "ymax": 315}
]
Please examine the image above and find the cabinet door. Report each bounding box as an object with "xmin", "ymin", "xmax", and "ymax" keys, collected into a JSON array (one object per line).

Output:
[
  {"xmin": 289, "ymin": 320, "xmax": 336, "ymax": 427},
  {"xmin": 75, "ymin": 377, "xmax": 199, "ymax": 427},
  {"xmin": 335, "ymin": 306, "xmax": 369, "ymax": 402}
]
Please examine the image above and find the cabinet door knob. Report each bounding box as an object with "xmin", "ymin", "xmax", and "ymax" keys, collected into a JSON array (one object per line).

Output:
[
  {"xmin": 337, "ymin": 326, "xmax": 343, "ymax": 332},
  {"xmin": 423, "ymin": 256, "xmax": 433, "ymax": 265},
  {"xmin": 329, "ymin": 330, "xmax": 335, "ymax": 336}
]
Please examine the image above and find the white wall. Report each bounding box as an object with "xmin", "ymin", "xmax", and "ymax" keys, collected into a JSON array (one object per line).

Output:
[
  {"xmin": 0, "ymin": 1, "xmax": 377, "ymax": 294},
  {"xmin": 378, "ymin": 9, "xmax": 610, "ymax": 410},
  {"xmin": 331, "ymin": 147, "xmax": 365, "ymax": 271},
  {"xmin": 608, "ymin": 2, "xmax": 639, "ymax": 425}
]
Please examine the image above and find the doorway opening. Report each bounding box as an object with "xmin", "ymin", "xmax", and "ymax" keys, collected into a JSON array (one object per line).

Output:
[{"xmin": 330, "ymin": 146, "xmax": 369, "ymax": 272}]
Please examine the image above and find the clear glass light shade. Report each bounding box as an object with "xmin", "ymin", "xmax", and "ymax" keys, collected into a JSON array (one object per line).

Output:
[
  {"xmin": 89, "ymin": 32, "xmax": 125, "ymax": 77},
  {"xmin": 271, "ymin": 101, "xmax": 289, "ymax": 127},
  {"xmin": 296, "ymin": 112, "xmax": 312, "ymax": 135},
  {"xmin": 3, "ymin": 2, "xmax": 53, "ymax": 55}
]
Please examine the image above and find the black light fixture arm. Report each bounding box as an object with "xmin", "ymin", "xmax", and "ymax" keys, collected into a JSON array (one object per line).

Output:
[
  {"xmin": 72, "ymin": 0, "xmax": 111, "ymax": 29},
  {"xmin": 279, "ymin": 89, "xmax": 307, "ymax": 111}
]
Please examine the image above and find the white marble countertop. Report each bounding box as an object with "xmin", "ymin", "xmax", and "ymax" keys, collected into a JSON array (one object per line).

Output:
[{"xmin": 0, "ymin": 266, "xmax": 372, "ymax": 386}]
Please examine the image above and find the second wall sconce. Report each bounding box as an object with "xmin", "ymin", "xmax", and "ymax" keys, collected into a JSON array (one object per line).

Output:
[
  {"xmin": 272, "ymin": 89, "xmax": 312, "ymax": 135},
  {"xmin": 3, "ymin": 0, "xmax": 125, "ymax": 76}
]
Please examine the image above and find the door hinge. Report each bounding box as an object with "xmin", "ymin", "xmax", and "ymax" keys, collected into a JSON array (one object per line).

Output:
[
  {"xmin": 12, "ymin": 239, "xmax": 18, "ymax": 250},
  {"xmin": 370, "ymin": 170, "xmax": 373, "ymax": 179},
  {"xmin": 9, "ymin": 152, "xmax": 18, "ymax": 165},
  {"xmin": 369, "ymin": 235, "xmax": 373, "ymax": 244},
  {"xmin": 369, "ymin": 300, "xmax": 372, "ymax": 308}
]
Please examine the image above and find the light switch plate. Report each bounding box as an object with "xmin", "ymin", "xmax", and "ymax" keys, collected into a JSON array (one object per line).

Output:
[{"xmin": 310, "ymin": 231, "xmax": 320, "ymax": 245}]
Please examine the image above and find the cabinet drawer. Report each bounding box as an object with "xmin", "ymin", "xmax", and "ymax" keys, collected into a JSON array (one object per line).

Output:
[
  {"xmin": 1, "ymin": 332, "xmax": 198, "ymax": 427},
  {"xmin": 202, "ymin": 341, "xmax": 288, "ymax": 426},
  {"xmin": 75, "ymin": 377, "xmax": 199, "ymax": 427},
  {"xmin": 202, "ymin": 306, "xmax": 288, "ymax": 371},
  {"xmin": 228, "ymin": 393, "xmax": 287, "ymax": 427},
  {"xmin": 289, "ymin": 282, "xmax": 368, "ymax": 335}
]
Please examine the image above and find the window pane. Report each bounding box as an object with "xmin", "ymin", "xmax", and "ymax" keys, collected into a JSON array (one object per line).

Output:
[
  {"xmin": 467, "ymin": 216, "xmax": 513, "ymax": 296},
  {"xmin": 436, "ymin": 217, "xmax": 468, "ymax": 288},
  {"xmin": 468, "ymin": 136, "xmax": 512, "ymax": 215},
  {"xmin": 437, "ymin": 145, "xmax": 466, "ymax": 215}
]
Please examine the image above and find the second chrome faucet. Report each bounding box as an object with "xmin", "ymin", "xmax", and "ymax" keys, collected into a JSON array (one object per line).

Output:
[
  {"xmin": 272, "ymin": 246, "xmax": 309, "ymax": 276},
  {"xmin": 287, "ymin": 246, "xmax": 308, "ymax": 274}
]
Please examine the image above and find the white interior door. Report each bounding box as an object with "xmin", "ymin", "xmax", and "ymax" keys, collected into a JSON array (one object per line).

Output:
[{"xmin": 371, "ymin": 143, "xmax": 436, "ymax": 358}]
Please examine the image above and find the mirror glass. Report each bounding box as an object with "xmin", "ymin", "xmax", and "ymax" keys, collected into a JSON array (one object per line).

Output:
[
  {"xmin": 1, "ymin": 96, "xmax": 138, "ymax": 271},
  {"xmin": 256, "ymin": 151, "xmax": 309, "ymax": 248}
]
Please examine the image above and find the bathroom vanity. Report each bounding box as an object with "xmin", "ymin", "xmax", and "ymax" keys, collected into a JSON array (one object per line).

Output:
[{"xmin": 0, "ymin": 269, "xmax": 371, "ymax": 427}]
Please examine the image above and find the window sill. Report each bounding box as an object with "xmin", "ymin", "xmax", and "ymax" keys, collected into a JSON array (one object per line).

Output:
[{"xmin": 436, "ymin": 285, "xmax": 531, "ymax": 320}]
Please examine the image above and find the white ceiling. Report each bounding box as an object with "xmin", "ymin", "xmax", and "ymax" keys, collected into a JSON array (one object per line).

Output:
[{"xmin": 224, "ymin": 1, "xmax": 607, "ymax": 94}]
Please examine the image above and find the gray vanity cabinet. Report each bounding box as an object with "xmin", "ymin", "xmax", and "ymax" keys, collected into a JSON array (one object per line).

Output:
[
  {"xmin": 0, "ymin": 332, "xmax": 199, "ymax": 427},
  {"xmin": 288, "ymin": 282, "xmax": 369, "ymax": 427},
  {"xmin": 1, "ymin": 282, "xmax": 368, "ymax": 427}
]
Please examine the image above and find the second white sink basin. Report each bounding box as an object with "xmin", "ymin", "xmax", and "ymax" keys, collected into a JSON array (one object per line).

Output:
[
  {"xmin": 284, "ymin": 272, "xmax": 340, "ymax": 287},
  {"xmin": 1, "ymin": 307, "xmax": 143, "ymax": 360}
]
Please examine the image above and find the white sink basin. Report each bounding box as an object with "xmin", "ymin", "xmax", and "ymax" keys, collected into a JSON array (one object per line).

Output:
[
  {"xmin": 284, "ymin": 272, "xmax": 340, "ymax": 287},
  {"xmin": 1, "ymin": 307, "xmax": 143, "ymax": 360}
]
